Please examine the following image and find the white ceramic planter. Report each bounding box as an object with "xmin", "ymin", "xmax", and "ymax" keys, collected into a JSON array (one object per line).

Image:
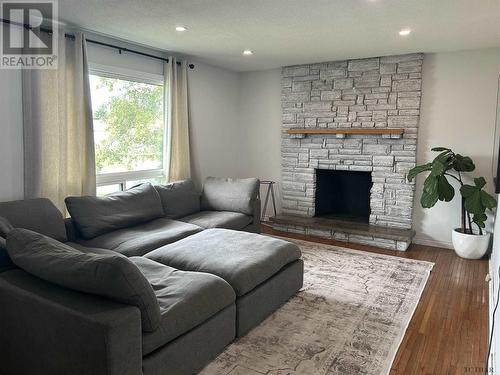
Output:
[{"xmin": 451, "ymin": 228, "xmax": 491, "ymax": 259}]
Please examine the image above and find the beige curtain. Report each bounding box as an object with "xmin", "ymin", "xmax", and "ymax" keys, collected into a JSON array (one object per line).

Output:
[
  {"xmin": 164, "ymin": 57, "xmax": 191, "ymax": 181},
  {"xmin": 23, "ymin": 31, "xmax": 96, "ymax": 213}
]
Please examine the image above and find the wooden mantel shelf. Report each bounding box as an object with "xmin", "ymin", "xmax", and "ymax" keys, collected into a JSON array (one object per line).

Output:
[{"xmin": 287, "ymin": 128, "xmax": 404, "ymax": 138}]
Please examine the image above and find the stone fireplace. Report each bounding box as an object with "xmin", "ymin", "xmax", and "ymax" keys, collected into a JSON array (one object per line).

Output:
[{"xmin": 271, "ymin": 53, "xmax": 423, "ymax": 250}]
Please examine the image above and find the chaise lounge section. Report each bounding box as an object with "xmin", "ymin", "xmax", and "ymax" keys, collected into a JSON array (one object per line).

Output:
[{"xmin": 146, "ymin": 228, "xmax": 304, "ymax": 336}]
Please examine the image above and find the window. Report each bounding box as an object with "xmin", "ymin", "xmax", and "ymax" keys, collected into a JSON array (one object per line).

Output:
[{"xmin": 89, "ymin": 64, "xmax": 166, "ymax": 194}]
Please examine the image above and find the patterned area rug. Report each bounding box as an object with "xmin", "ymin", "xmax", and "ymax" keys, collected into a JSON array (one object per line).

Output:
[{"xmin": 200, "ymin": 238, "xmax": 434, "ymax": 375}]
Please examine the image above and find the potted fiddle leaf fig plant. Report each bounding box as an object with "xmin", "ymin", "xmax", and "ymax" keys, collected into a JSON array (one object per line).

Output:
[{"xmin": 408, "ymin": 147, "xmax": 497, "ymax": 259}]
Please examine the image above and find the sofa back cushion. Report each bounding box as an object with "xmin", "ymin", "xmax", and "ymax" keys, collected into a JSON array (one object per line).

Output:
[
  {"xmin": 6, "ymin": 228, "xmax": 161, "ymax": 332},
  {"xmin": 154, "ymin": 179, "xmax": 200, "ymax": 219},
  {"xmin": 0, "ymin": 198, "xmax": 67, "ymax": 242},
  {"xmin": 201, "ymin": 177, "xmax": 260, "ymax": 215},
  {"xmin": 65, "ymin": 183, "xmax": 164, "ymax": 240}
]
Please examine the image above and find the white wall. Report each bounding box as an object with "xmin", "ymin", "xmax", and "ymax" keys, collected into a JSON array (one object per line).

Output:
[
  {"xmin": 188, "ymin": 61, "xmax": 242, "ymax": 186},
  {"xmin": 238, "ymin": 69, "xmax": 283, "ymax": 216},
  {"xmin": 415, "ymin": 48, "xmax": 500, "ymax": 248}
]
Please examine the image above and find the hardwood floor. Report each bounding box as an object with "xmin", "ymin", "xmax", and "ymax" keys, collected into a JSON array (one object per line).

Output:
[{"xmin": 262, "ymin": 225, "xmax": 490, "ymax": 375}]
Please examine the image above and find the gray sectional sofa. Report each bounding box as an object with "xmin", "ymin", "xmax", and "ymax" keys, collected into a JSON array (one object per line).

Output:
[{"xmin": 0, "ymin": 177, "xmax": 304, "ymax": 375}]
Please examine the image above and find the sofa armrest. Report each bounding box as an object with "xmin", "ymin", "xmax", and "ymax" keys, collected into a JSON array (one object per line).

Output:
[{"xmin": 0, "ymin": 269, "xmax": 143, "ymax": 375}]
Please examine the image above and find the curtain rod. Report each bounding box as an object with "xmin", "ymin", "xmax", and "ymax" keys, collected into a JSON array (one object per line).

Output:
[{"xmin": 0, "ymin": 18, "xmax": 195, "ymax": 69}]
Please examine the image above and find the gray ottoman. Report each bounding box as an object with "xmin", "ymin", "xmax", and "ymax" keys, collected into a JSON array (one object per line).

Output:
[{"xmin": 145, "ymin": 228, "xmax": 304, "ymax": 336}]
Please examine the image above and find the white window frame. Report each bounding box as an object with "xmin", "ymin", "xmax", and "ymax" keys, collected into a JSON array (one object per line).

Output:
[{"xmin": 89, "ymin": 63, "xmax": 166, "ymax": 191}]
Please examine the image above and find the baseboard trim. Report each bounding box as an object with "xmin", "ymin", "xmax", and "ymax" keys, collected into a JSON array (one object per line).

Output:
[{"xmin": 412, "ymin": 237, "xmax": 453, "ymax": 250}]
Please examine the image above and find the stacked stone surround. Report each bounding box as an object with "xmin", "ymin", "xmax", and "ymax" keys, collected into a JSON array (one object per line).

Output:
[{"xmin": 276, "ymin": 53, "xmax": 423, "ymax": 250}]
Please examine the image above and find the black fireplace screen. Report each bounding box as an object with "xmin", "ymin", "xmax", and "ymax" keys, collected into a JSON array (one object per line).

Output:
[{"xmin": 314, "ymin": 169, "xmax": 372, "ymax": 223}]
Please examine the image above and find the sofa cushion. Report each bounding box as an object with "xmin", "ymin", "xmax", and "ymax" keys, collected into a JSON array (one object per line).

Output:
[
  {"xmin": 146, "ymin": 229, "xmax": 302, "ymax": 296},
  {"xmin": 180, "ymin": 211, "xmax": 252, "ymax": 231},
  {"xmin": 65, "ymin": 183, "xmax": 164, "ymax": 240},
  {"xmin": 132, "ymin": 257, "xmax": 235, "ymax": 355},
  {"xmin": 7, "ymin": 228, "xmax": 161, "ymax": 332},
  {"xmin": 77, "ymin": 218, "xmax": 203, "ymax": 257},
  {"xmin": 201, "ymin": 177, "xmax": 260, "ymax": 215},
  {"xmin": 0, "ymin": 198, "xmax": 67, "ymax": 242},
  {"xmin": 155, "ymin": 179, "xmax": 200, "ymax": 219}
]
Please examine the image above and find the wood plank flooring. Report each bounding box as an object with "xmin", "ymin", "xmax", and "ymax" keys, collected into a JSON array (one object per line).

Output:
[{"xmin": 262, "ymin": 225, "xmax": 489, "ymax": 375}]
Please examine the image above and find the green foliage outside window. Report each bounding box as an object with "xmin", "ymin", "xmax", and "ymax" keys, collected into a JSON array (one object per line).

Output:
[{"xmin": 92, "ymin": 76, "xmax": 164, "ymax": 174}]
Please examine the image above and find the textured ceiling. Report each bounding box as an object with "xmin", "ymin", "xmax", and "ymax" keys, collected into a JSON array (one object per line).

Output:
[{"xmin": 58, "ymin": 0, "xmax": 500, "ymax": 72}]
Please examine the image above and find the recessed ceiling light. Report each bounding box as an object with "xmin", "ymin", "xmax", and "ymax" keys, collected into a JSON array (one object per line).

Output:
[
  {"xmin": 399, "ymin": 29, "xmax": 411, "ymax": 36},
  {"xmin": 242, "ymin": 50, "xmax": 253, "ymax": 55},
  {"xmin": 175, "ymin": 26, "xmax": 187, "ymax": 32}
]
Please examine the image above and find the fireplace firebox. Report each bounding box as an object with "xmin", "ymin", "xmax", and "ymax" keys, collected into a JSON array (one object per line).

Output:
[{"xmin": 315, "ymin": 169, "xmax": 372, "ymax": 223}]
